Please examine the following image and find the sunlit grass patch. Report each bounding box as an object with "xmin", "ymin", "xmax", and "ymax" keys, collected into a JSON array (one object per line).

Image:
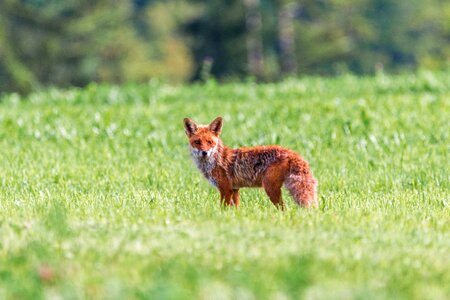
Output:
[{"xmin": 0, "ymin": 71, "xmax": 449, "ymax": 299}]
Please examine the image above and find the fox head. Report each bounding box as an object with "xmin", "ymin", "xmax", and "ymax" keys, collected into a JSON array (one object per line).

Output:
[{"xmin": 184, "ymin": 117, "xmax": 223, "ymax": 158}]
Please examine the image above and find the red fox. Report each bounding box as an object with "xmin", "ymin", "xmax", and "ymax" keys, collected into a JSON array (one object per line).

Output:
[{"xmin": 184, "ymin": 117, "xmax": 318, "ymax": 209}]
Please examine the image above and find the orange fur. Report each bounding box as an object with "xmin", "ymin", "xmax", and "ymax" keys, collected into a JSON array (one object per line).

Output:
[{"xmin": 184, "ymin": 117, "xmax": 318, "ymax": 208}]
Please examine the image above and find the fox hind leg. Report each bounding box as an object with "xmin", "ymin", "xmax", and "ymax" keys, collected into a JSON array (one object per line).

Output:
[
  {"xmin": 263, "ymin": 184, "xmax": 284, "ymax": 210},
  {"xmin": 262, "ymin": 162, "xmax": 289, "ymax": 210}
]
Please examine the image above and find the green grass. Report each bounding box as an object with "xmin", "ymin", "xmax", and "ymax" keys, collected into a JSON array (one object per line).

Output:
[{"xmin": 0, "ymin": 71, "xmax": 449, "ymax": 299}]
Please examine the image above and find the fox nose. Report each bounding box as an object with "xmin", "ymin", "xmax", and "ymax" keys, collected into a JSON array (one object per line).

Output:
[{"xmin": 202, "ymin": 151, "xmax": 208, "ymax": 157}]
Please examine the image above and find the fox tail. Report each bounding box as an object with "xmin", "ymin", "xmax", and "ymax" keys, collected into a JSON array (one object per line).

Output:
[{"xmin": 284, "ymin": 157, "xmax": 318, "ymax": 207}]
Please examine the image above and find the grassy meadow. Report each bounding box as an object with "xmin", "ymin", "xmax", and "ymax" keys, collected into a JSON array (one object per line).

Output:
[{"xmin": 0, "ymin": 71, "xmax": 449, "ymax": 299}]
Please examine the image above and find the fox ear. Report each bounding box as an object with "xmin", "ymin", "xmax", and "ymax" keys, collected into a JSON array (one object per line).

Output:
[
  {"xmin": 184, "ymin": 118, "xmax": 198, "ymax": 137},
  {"xmin": 208, "ymin": 117, "xmax": 223, "ymax": 136}
]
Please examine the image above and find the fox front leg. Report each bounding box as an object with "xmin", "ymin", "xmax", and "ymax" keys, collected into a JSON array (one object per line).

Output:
[
  {"xmin": 219, "ymin": 188, "xmax": 234, "ymax": 206},
  {"xmin": 218, "ymin": 177, "xmax": 234, "ymax": 207},
  {"xmin": 232, "ymin": 189, "xmax": 240, "ymax": 206},
  {"xmin": 215, "ymin": 170, "xmax": 235, "ymax": 207}
]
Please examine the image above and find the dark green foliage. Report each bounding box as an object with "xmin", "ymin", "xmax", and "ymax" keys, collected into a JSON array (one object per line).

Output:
[
  {"xmin": 0, "ymin": 0, "xmax": 449, "ymax": 90},
  {"xmin": 0, "ymin": 0, "xmax": 193, "ymax": 93}
]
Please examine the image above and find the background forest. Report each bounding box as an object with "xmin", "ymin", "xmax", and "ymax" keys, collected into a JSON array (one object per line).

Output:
[{"xmin": 0, "ymin": 0, "xmax": 449, "ymax": 93}]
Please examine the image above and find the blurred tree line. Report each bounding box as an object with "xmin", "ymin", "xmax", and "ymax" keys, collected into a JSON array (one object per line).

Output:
[{"xmin": 0, "ymin": 0, "xmax": 449, "ymax": 93}]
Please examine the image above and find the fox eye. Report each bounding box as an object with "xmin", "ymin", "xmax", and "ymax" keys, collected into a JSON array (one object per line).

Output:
[
  {"xmin": 207, "ymin": 140, "xmax": 213, "ymax": 145},
  {"xmin": 194, "ymin": 140, "xmax": 201, "ymax": 145}
]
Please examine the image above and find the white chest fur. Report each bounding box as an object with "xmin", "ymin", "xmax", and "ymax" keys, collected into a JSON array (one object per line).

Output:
[{"xmin": 191, "ymin": 155, "xmax": 218, "ymax": 188}]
